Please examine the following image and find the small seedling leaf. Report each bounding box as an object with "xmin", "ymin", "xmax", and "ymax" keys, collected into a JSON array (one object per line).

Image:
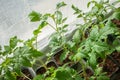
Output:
[
  {"xmin": 56, "ymin": 2, "xmax": 67, "ymax": 9},
  {"xmin": 28, "ymin": 11, "xmax": 41, "ymax": 22}
]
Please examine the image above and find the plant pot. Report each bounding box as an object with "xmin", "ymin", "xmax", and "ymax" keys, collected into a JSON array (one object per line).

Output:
[
  {"xmin": 35, "ymin": 60, "xmax": 58, "ymax": 76},
  {"xmin": 17, "ymin": 67, "xmax": 36, "ymax": 80},
  {"xmin": 36, "ymin": 66, "xmax": 46, "ymax": 75},
  {"xmin": 46, "ymin": 60, "xmax": 58, "ymax": 68},
  {"xmin": 53, "ymin": 50, "xmax": 71, "ymax": 66},
  {"xmin": 71, "ymin": 62, "xmax": 82, "ymax": 72}
]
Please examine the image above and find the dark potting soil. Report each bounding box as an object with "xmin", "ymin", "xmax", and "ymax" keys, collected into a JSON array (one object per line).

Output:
[
  {"xmin": 111, "ymin": 19, "xmax": 120, "ymax": 28},
  {"xmin": 54, "ymin": 50, "xmax": 71, "ymax": 66},
  {"xmin": 98, "ymin": 52, "xmax": 120, "ymax": 80},
  {"xmin": 36, "ymin": 66, "xmax": 46, "ymax": 75},
  {"xmin": 103, "ymin": 52, "xmax": 120, "ymax": 76},
  {"xmin": 17, "ymin": 68, "xmax": 33, "ymax": 80},
  {"xmin": 110, "ymin": 68, "xmax": 120, "ymax": 80},
  {"xmin": 54, "ymin": 50, "xmax": 63, "ymax": 66},
  {"xmin": 46, "ymin": 61, "xmax": 58, "ymax": 68}
]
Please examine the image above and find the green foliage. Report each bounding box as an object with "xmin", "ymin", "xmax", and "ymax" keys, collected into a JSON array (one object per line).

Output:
[
  {"xmin": 56, "ymin": 2, "xmax": 67, "ymax": 9},
  {"xmin": 32, "ymin": 1, "xmax": 120, "ymax": 79},
  {"xmin": 33, "ymin": 75, "xmax": 44, "ymax": 80},
  {"xmin": 72, "ymin": 30, "xmax": 81, "ymax": 44},
  {"xmin": 90, "ymin": 67, "xmax": 109, "ymax": 80},
  {"xmin": 71, "ymin": 0, "xmax": 120, "ymax": 79},
  {"xmin": 0, "ymin": 34, "xmax": 43, "ymax": 79},
  {"xmin": 28, "ymin": 11, "xmax": 42, "ymax": 22},
  {"xmin": 34, "ymin": 67, "xmax": 83, "ymax": 80},
  {"xmin": 1, "ymin": 1, "xmax": 120, "ymax": 80},
  {"xmin": 71, "ymin": 5, "xmax": 82, "ymax": 18}
]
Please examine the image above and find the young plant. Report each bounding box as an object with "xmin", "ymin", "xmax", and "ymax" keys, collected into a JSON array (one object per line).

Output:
[
  {"xmin": 0, "ymin": 31, "xmax": 43, "ymax": 79},
  {"xmin": 72, "ymin": 0, "xmax": 120, "ymax": 79},
  {"xmin": 28, "ymin": 1, "xmax": 71, "ymax": 64},
  {"xmin": 29, "ymin": 0, "xmax": 120, "ymax": 80}
]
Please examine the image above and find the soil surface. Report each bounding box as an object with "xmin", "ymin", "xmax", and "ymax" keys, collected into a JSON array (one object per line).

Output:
[
  {"xmin": 98, "ymin": 52, "xmax": 120, "ymax": 80},
  {"xmin": 17, "ymin": 68, "xmax": 33, "ymax": 80},
  {"xmin": 36, "ymin": 66, "xmax": 46, "ymax": 75},
  {"xmin": 54, "ymin": 50, "xmax": 71, "ymax": 66},
  {"xmin": 46, "ymin": 61, "xmax": 58, "ymax": 68}
]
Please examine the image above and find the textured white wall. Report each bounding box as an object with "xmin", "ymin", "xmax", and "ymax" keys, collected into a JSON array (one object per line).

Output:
[{"xmin": 0, "ymin": 0, "xmax": 89, "ymax": 46}]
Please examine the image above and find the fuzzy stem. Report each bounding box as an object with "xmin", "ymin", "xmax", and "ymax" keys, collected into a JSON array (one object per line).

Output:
[
  {"xmin": 47, "ymin": 22, "xmax": 57, "ymax": 31},
  {"xmin": 22, "ymin": 73, "xmax": 32, "ymax": 80}
]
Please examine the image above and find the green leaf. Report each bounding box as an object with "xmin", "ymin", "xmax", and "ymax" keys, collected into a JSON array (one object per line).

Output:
[
  {"xmin": 38, "ymin": 21, "xmax": 48, "ymax": 30},
  {"xmin": 55, "ymin": 11, "xmax": 62, "ymax": 24},
  {"xmin": 28, "ymin": 11, "xmax": 41, "ymax": 22},
  {"xmin": 0, "ymin": 76, "xmax": 4, "ymax": 80},
  {"xmin": 88, "ymin": 52, "xmax": 97, "ymax": 69},
  {"xmin": 33, "ymin": 75, "xmax": 44, "ymax": 80},
  {"xmin": 42, "ymin": 13, "xmax": 51, "ymax": 20},
  {"xmin": 89, "ymin": 25, "xmax": 99, "ymax": 41},
  {"xmin": 116, "ymin": 46, "xmax": 120, "ymax": 52},
  {"xmin": 72, "ymin": 30, "xmax": 81, "ymax": 43},
  {"xmin": 20, "ymin": 57, "xmax": 32, "ymax": 67},
  {"xmin": 60, "ymin": 51, "xmax": 69, "ymax": 62},
  {"xmin": 99, "ymin": 26, "xmax": 114, "ymax": 39},
  {"xmin": 73, "ymin": 52, "xmax": 86, "ymax": 61},
  {"xmin": 63, "ymin": 24, "xmax": 68, "ymax": 29},
  {"xmin": 72, "ymin": 5, "xmax": 82, "ymax": 14},
  {"xmin": 14, "ymin": 64, "xmax": 21, "ymax": 75},
  {"xmin": 56, "ymin": 2, "xmax": 67, "ymax": 9},
  {"xmin": 97, "ymin": 75, "xmax": 109, "ymax": 80},
  {"xmin": 55, "ymin": 68, "xmax": 72, "ymax": 80},
  {"xmin": 95, "ymin": 67, "xmax": 102, "ymax": 76},
  {"xmin": 29, "ymin": 48, "xmax": 43, "ymax": 57},
  {"xmin": 92, "ymin": 41, "xmax": 109, "ymax": 54},
  {"xmin": 74, "ymin": 76, "xmax": 84, "ymax": 80},
  {"xmin": 33, "ymin": 29, "xmax": 41, "ymax": 35},
  {"xmin": 66, "ymin": 41, "xmax": 75, "ymax": 49},
  {"xmin": 55, "ymin": 70, "xmax": 67, "ymax": 80},
  {"xmin": 113, "ymin": 39, "xmax": 120, "ymax": 52},
  {"xmin": 112, "ymin": 12, "xmax": 120, "ymax": 20},
  {"xmin": 91, "ymin": 6, "xmax": 99, "ymax": 14},
  {"xmin": 77, "ymin": 14, "xmax": 83, "ymax": 18},
  {"xmin": 33, "ymin": 21, "xmax": 48, "ymax": 35},
  {"xmin": 0, "ymin": 45, "xmax": 2, "ymax": 51},
  {"xmin": 5, "ymin": 70, "xmax": 16, "ymax": 80},
  {"xmin": 1, "ymin": 58, "xmax": 11, "ymax": 67},
  {"xmin": 62, "ymin": 17, "xmax": 67, "ymax": 23},
  {"xmin": 4, "ymin": 46, "xmax": 11, "ymax": 54},
  {"xmin": 87, "ymin": 1, "xmax": 97, "ymax": 8},
  {"xmin": 10, "ymin": 36, "xmax": 18, "ymax": 48}
]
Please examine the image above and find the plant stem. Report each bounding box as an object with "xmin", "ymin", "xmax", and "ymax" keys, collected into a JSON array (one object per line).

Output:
[
  {"xmin": 35, "ymin": 35, "xmax": 38, "ymax": 49},
  {"xmin": 38, "ymin": 59, "xmax": 47, "ymax": 70},
  {"xmin": 47, "ymin": 22, "xmax": 57, "ymax": 31},
  {"xmin": 79, "ymin": 60, "xmax": 87, "ymax": 80},
  {"xmin": 22, "ymin": 73, "xmax": 32, "ymax": 80}
]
